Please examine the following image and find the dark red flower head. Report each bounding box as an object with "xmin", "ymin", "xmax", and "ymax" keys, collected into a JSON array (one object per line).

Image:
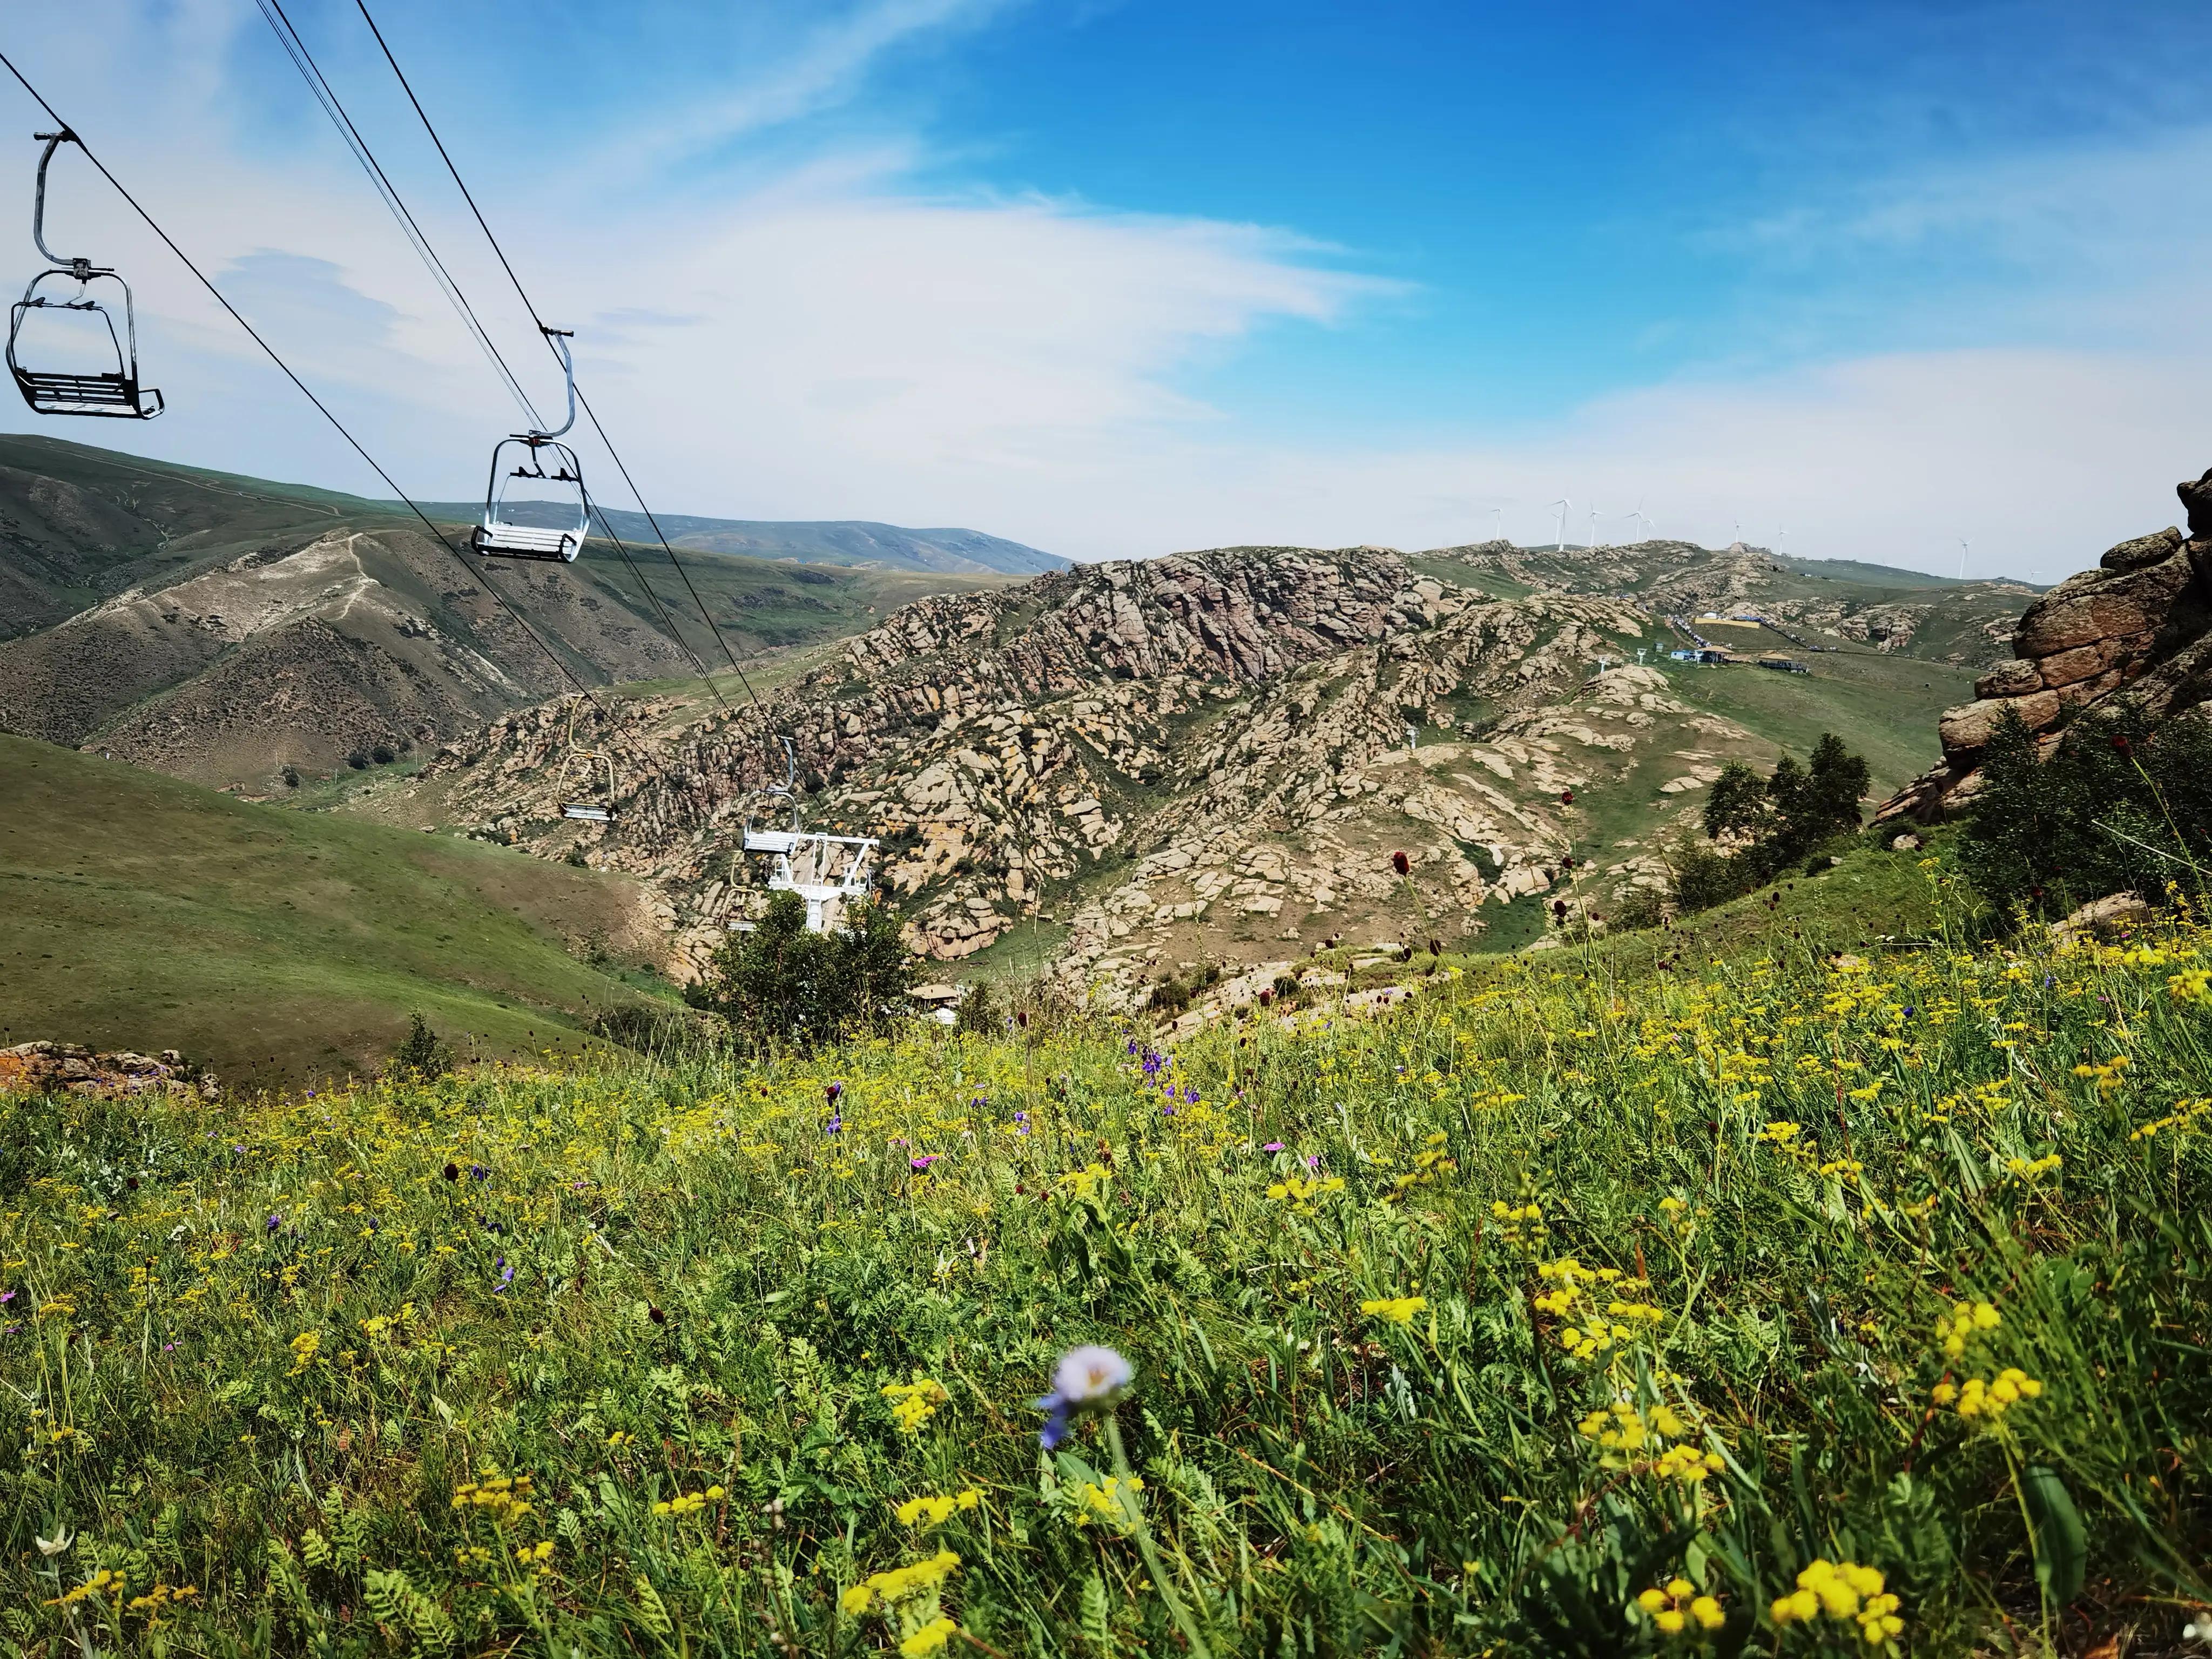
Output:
[
  {"xmin": 1561, "ymin": 789, "xmax": 1575, "ymax": 806},
  {"xmin": 2113, "ymin": 735, "xmax": 2133, "ymax": 754},
  {"xmin": 1391, "ymin": 849, "xmax": 1411, "ymax": 876}
]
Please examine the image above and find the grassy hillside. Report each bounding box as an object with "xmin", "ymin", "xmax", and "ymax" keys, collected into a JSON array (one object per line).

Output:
[
  {"xmin": 0, "ymin": 431, "xmax": 387, "ymax": 640},
  {"xmin": 2, "ymin": 873, "xmax": 2206, "ymax": 1654},
  {"xmin": 0, "ymin": 736, "xmax": 663, "ymax": 1084}
]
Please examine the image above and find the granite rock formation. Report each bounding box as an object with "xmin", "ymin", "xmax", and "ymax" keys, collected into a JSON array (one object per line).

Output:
[{"xmin": 1878, "ymin": 470, "xmax": 2212, "ymax": 822}]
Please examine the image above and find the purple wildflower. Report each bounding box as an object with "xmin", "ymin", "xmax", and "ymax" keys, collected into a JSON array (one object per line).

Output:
[
  {"xmin": 266, "ymin": 1213, "xmax": 281, "ymax": 1232},
  {"xmin": 911, "ymin": 1154, "xmax": 940, "ymax": 1170},
  {"xmin": 1263, "ymin": 1141, "xmax": 1285, "ymax": 1152},
  {"xmin": 826, "ymin": 1113, "xmax": 843, "ymax": 1135},
  {"xmin": 493, "ymin": 1256, "xmax": 513, "ymax": 1293},
  {"xmin": 1035, "ymin": 1345, "xmax": 1133, "ymax": 1448},
  {"xmin": 826, "ymin": 1081, "xmax": 844, "ymax": 1105}
]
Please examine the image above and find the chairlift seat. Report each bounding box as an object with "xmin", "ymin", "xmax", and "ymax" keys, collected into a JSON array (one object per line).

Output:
[
  {"xmin": 10, "ymin": 362, "xmax": 161, "ymax": 418},
  {"xmin": 474, "ymin": 520, "xmax": 583, "ymax": 562},
  {"xmin": 562, "ymin": 803, "xmax": 613, "ymax": 822},
  {"xmin": 742, "ymin": 827, "xmax": 799, "ymax": 854}
]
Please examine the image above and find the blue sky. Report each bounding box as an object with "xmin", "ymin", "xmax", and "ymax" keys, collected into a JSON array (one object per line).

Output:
[{"xmin": 5, "ymin": 0, "xmax": 2211, "ymax": 576}]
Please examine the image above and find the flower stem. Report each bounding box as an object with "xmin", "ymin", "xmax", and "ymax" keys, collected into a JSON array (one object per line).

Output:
[{"xmin": 1104, "ymin": 1415, "xmax": 1212, "ymax": 1659}]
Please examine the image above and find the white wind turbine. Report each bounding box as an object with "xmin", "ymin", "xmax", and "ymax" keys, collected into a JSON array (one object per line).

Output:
[
  {"xmin": 1622, "ymin": 495, "xmax": 1653, "ymax": 541},
  {"xmin": 1491, "ymin": 505, "xmax": 1506, "ymax": 545},
  {"xmin": 1958, "ymin": 538, "xmax": 1970, "ymax": 579},
  {"xmin": 1587, "ymin": 502, "xmax": 1604, "ymax": 548},
  {"xmin": 1550, "ymin": 498, "xmax": 1571, "ymax": 549}
]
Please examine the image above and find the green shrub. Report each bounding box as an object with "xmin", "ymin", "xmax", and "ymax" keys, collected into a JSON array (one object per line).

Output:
[
  {"xmin": 1675, "ymin": 733, "xmax": 1870, "ymax": 913},
  {"xmin": 685, "ymin": 891, "xmax": 917, "ymax": 1049},
  {"xmin": 1957, "ymin": 705, "xmax": 2212, "ymax": 918}
]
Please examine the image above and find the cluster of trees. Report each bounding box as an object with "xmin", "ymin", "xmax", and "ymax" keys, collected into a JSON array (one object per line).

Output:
[
  {"xmin": 1957, "ymin": 706, "xmax": 2212, "ymax": 916},
  {"xmin": 1672, "ymin": 733, "xmax": 1870, "ymax": 914}
]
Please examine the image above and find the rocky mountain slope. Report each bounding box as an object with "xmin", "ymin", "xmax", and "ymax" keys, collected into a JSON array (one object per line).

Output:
[
  {"xmin": 1880, "ymin": 467, "xmax": 2212, "ymax": 821},
  {"xmin": 0, "ymin": 438, "xmax": 1027, "ymax": 789},
  {"xmin": 1426, "ymin": 537, "xmax": 2036, "ymax": 662},
  {"xmin": 381, "ymin": 543, "xmax": 1974, "ymax": 1006}
]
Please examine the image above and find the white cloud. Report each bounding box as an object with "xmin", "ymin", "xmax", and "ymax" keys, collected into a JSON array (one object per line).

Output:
[{"xmin": 0, "ymin": 3, "xmax": 2206, "ymax": 590}]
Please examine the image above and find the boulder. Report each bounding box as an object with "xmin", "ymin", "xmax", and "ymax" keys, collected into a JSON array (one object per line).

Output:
[
  {"xmin": 1938, "ymin": 691, "xmax": 2059, "ymax": 758},
  {"xmin": 2102, "ymin": 527, "xmax": 2183, "ymax": 572},
  {"xmin": 2180, "ymin": 467, "xmax": 2212, "ymax": 539},
  {"xmin": 1974, "ymin": 658, "xmax": 2043, "ymax": 699}
]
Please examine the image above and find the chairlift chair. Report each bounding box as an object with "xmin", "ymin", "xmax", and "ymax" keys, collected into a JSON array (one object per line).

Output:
[
  {"xmin": 558, "ymin": 696, "xmax": 618, "ymax": 822},
  {"xmin": 474, "ymin": 328, "xmax": 590, "ymax": 563},
  {"xmin": 7, "ymin": 132, "xmax": 163, "ymax": 420}
]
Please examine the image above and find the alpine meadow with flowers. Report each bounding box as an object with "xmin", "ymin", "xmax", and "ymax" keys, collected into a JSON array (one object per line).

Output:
[{"xmin": 4, "ymin": 855, "xmax": 2212, "ymax": 1656}]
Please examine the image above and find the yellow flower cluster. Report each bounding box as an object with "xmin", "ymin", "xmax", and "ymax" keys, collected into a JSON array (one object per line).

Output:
[
  {"xmin": 2003, "ymin": 1154, "xmax": 2062, "ymax": 1180},
  {"xmin": 898, "ymin": 1616, "xmax": 962, "ymax": 1657},
  {"xmin": 2129, "ymin": 1097, "xmax": 2211, "ymax": 1142},
  {"xmin": 287, "ymin": 1330, "xmax": 321, "ymax": 1375},
  {"xmin": 1577, "ymin": 1401, "xmax": 1724, "ymax": 1481},
  {"xmin": 841, "ymin": 1549, "xmax": 961, "ymax": 1615},
  {"xmin": 1535, "ymin": 1259, "xmax": 1662, "ymax": 1361},
  {"xmin": 882, "ymin": 1378, "xmax": 949, "ymax": 1435},
  {"xmin": 1936, "ymin": 1300, "xmax": 1999, "ymax": 1360},
  {"xmin": 1058, "ymin": 1163, "xmax": 1110, "ymax": 1202},
  {"xmin": 1361, "ymin": 1295, "xmax": 1426, "ymax": 1326},
  {"xmin": 46, "ymin": 1567, "xmax": 125, "ymax": 1607},
  {"xmin": 1266, "ymin": 1173, "xmax": 1345, "ymax": 1211},
  {"xmin": 2073, "ymin": 1054, "xmax": 2130, "ymax": 1095},
  {"xmin": 1636, "ymin": 1579, "xmax": 1725, "ymax": 1635},
  {"xmin": 451, "ymin": 1472, "xmax": 535, "ymax": 1527},
  {"xmin": 2169, "ymin": 967, "xmax": 2211, "ymax": 1003},
  {"xmin": 1931, "ymin": 1368, "xmax": 2041, "ymax": 1419},
  {"xmin": 895, "ymin": 1488, "xmax": 983, "ymax": 1527},
  {"xmin": 652, "ymin": 1484, "xmax": 726, "ymax": 1516},
  {"xmin": 1385, "ymin": 1131, "xmax": 1457, "ymax": 1201},
  {"xmin": 1489, "ymin": 1199, "xmax": 1548, "ymax": 1249},
  {"xmin": 1769, "ymin": 1559, "xmax": 1902, "ymax": 1645},
  {"xmin": 1072, "ymin": 1474, "xmax": 1144, "ymax": 1526}
]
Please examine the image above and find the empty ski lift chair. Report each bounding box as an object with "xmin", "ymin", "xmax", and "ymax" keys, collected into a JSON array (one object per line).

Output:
[
  {"xmin": 558, "ymin": 697, "xmax": 618, "ymax": 822},
  {"xmin": 7, "ymin": 132, "xmax": 163, "ymax": 419},
  {"xmin": 474, "ymin": 328, "xmax": 590, "ymax": 562},
  {"xmin": 737, "ymin": 740, "xmax": 880, "ymax": 933}
]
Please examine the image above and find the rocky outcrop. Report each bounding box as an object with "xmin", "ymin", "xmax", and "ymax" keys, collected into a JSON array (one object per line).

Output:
[
  {"xmin": 1878, "ymin": 471, "xmax": 2212, "ymax": 822},
  {"xmin": 0, "ymin": 1041, "xmax": 220, "ymax": 1101}
]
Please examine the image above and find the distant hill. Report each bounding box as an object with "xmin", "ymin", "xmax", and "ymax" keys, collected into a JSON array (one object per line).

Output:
[
  {"xmin": 0, "ymin": 435, "xmax": 1026, "ymax": 789},
  {"xmin": 542, "ymin": 509, "xmax": 1065, "ymax": 577},
  {"xmin": 0, "ymin": 733, "xmax": 660, "ymax": 1083}
]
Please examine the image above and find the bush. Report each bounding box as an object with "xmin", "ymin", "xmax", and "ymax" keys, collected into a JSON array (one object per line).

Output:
[
  {"xmin": 955, "ymin": 977, "xmax": 998, "ymax": 1036},
  {"xmin": 685, "ymin": 891, "xmax": 917, "ymax": 1050},
  {"xmin": 370, "ymin": 743, "xmax": 396, "ymax": 766},
  {"xmin": 1957, "ymin": 705, "xmax": 2212, "ymax": 918},
  {"xmin": 386, "ymin": 1012, "xmax": 449, "ymax": 1081}
]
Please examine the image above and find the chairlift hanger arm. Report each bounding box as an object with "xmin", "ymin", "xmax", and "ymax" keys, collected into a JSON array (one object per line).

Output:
[
  {"xmin": 30, "ymin": 130, "xmax": 102, "ymax": 278},
  {"xmin": 527, "ymin": 326, "xmax": 577, "ymax": 441}
]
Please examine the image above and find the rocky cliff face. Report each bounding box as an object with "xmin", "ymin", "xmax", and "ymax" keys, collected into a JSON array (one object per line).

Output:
[
  {"xmin": 1877, "ymin": 471, "xmax": 2212, "ymax": 821},
  {"xmin": 403, "ymin": 542, "xmax": 1852, "ymax": 1004}
]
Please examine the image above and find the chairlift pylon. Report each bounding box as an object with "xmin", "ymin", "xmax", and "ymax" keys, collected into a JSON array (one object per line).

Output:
[
  {"xmin": 473, "ymin": 326, "xmax": 590, "ymax": 562},
  {"xmin": 734, "ymin": 736, "xmax": 879, "ymax": 933},
  {"xmin": 7, "ymin": 131, "xmax": 163, "ymax": 420},
  {"xmin": 558, "ymin": 694, "xmax": 618, "ymax": 822}
]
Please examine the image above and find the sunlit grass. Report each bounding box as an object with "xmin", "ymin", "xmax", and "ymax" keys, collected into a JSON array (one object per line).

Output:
[{"xmin": 4, "ymin": 864, "xmax": 2209, "ymax": 1654}]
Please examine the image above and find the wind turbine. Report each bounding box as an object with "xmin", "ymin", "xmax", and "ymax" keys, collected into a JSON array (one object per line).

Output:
[
  {"xmin": 1587, "ymin": 502, "xmax": 1604, "ymax": 548},
  {"xmin": 1550, "ymin": 498, "xmax": 1571, "ymax": 550},
  {"xmin": 1491, "ymin": 505, "xmax": 1506, "ymax": 545},
  {"xmin": 1623, "ymin": 495, "xmax": 1653, "ymax": 541},
  {"xmin": 1775, "ymin": 524, "xmax": 1788, "ymax": 556},
  {"xmin": 1958, "ymin": 539, "xmax": 1970, "ymax": 580}
]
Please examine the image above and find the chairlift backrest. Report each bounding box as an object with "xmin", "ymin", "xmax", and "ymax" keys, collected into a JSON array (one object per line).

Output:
[
  {"xmin": 557, "ymin": 696, "xmax": 618, "ymax": 820},
  {"xmin": 475, "ymin": 327, "xmax": 590, "ymax": 562},
  {"xmin": 8, "ymin": 132, "xmax": 161, "ymax": 420}
]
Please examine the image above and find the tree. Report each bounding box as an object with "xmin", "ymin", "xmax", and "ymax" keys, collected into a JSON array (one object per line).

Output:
[
  {"xmin": 388, "ymin": 1013, "xmax": 450, "ymax": 1081},
  {"xmin": 1674, "ymin": 733, "xmax": 1872, "ymax": 912},
  {"xmin": 1703, "ymin": 763, "xmax": 1769, "ymax": 841},
  {"xmin": 686, "ymin": 892, "xmax": 918, "ymax": 1050}
]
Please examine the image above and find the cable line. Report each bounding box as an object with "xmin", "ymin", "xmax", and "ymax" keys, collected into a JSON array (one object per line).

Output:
[
  {"xmin": 254, "ymin": 0, "xmax": 543, "ymax": 428},
  {"xmin": 0, "ymin": 46, "xmax": 601, "ymax": 707},
  {"xmin": 246, "ymin": 2, "xmax": 729, "ymax": 720},
  {"xmin": 350, "ymin": 0, "xmax": 778, "ymax": 727}
]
